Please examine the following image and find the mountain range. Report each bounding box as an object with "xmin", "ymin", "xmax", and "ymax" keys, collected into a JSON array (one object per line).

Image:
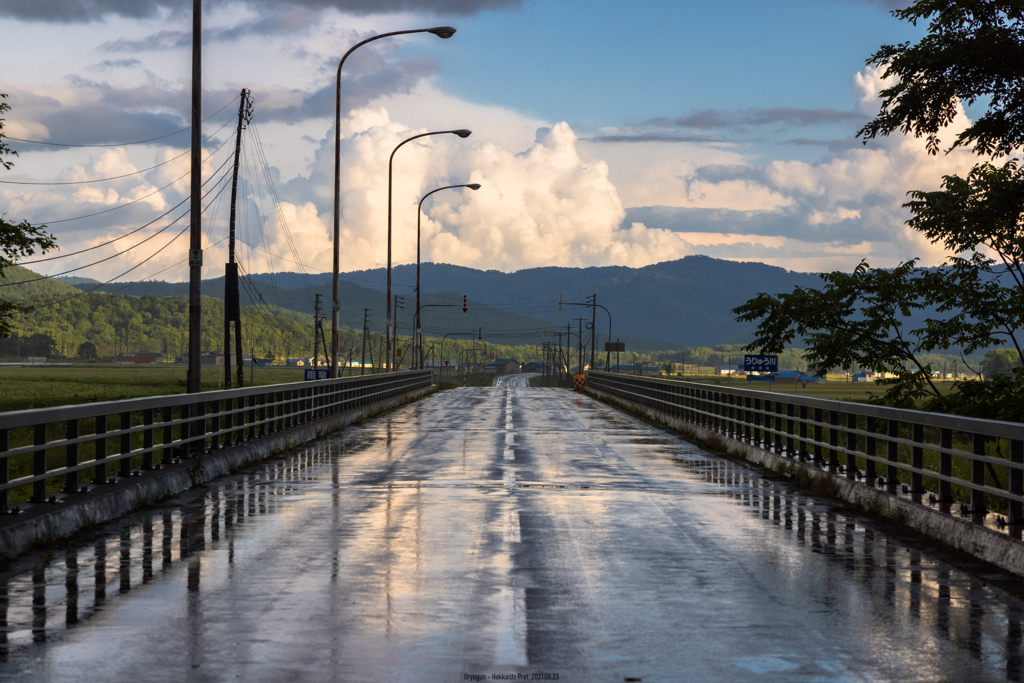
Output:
[{"xmin": 58, "ymin": 256, "xmax": 827, "ymax": 350}]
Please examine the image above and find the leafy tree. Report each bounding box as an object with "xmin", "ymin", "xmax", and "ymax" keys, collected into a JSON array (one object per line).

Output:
[
  {"xmin": 77, "ymin": 341, "xmax": 98, "ymax": 361},
  {"xmin": 736, "ymin": 0, "xmax": 1024, "ymax": 415},
  {"xmin": 0, "ymin": 93, "xmax": 56, "ymax": 337},
  {"xmin": 982, "ymin": 348, "xmax": 1021, "ymax": 378}
]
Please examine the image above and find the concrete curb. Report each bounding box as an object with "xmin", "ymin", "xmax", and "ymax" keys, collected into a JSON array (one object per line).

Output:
[
  {"xmin": 585, "ymin": 386, "xmax": 1024, "ymax": 578},
  {"xmin": 0, "ymin": 385, "xmax": 435, "ymax": 559}
]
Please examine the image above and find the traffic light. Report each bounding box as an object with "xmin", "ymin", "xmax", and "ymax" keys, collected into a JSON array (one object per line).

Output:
[
  {"xmin": 558, "ymin": 294, "xmax": 561, "ymax": 312},
  {"xmin": 478, "ymin": 327, "xmax": 482, "ymax": 340},
  {"xmin": 462, "ymin": 295, "xmax": 467, "ymax": 313}
]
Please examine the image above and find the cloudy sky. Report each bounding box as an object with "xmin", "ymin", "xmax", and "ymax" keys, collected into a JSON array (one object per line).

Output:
[{"xmin": 0, "ymin": 0, "xmax": 984, "ymax": 284}]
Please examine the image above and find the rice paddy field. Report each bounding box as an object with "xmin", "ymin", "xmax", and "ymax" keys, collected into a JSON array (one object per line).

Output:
[{"xmin": 0, "ymin": 364, "xmax": 307, "ymax": 413}]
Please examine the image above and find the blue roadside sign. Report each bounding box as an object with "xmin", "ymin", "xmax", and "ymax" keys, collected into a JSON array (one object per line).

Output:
[
  {"xmin": 744, "ymin": 354, "xmax": 778, "ymax": 372},
  {"xmin": 304, "ymin": 369, "xmax": 330, "ymax": 381}
]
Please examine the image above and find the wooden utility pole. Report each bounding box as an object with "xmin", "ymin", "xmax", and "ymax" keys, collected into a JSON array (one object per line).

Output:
[
  {"xmin": 187, "ymin": 0, "xmax": 203, "ymax": 394},
  {"xmin": 313, "ymin": 294, "xmax": 322, "ymax": 371},
  {"xmin": 361, "ymin": 308, "xmax": 369, "ymax": 375},
  {"xmin": 224, "ymin": 88, "xmax": 251, "ymax": 389},
  {"xmin": 588, "ymin": 294, "xmax": 597, "ymax": 371}
]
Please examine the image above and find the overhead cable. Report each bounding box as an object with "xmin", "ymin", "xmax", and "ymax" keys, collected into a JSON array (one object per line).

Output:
[{"xmin": 5, "ymin": 96, "xmax": 237, "ymax": 148}]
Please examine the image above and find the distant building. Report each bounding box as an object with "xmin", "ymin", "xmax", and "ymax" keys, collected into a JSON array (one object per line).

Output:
[
  {"xmin": 521, "ymin": 362, "xmax": 551, "ymax": 374},
  {"xmin": 484, "ymin": 358, "xmax": 521, "ymax": 374},
  {"xmin": 715, "ymin": 364, "xmax": 743, "ymax": 376}
]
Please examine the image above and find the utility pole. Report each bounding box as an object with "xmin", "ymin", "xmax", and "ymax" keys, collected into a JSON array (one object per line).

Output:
[
  {"xmin": 224, "ymin": 88, "xmax": 251, "ymax": 390},
  {"xmin": 187, "ymin": 0, "xmax": 203, "ymax": 395},
  {"xmin": 361, "ymin": 308, "xmax": 369, "ymax": 376},
  {"xmin": 392, "ymin": 295, "xmax": 403, "ymax": 371},
  {"xmin": 313, "ymin": 294, "xmax": 323, "ymax": 371},
  {"xmin": 573, "ymin": 318, "xmax": 585, "ymax": 373},
  {"xmin": 588, "ymin": 294, "xmax": 597, "ymax": 371}
]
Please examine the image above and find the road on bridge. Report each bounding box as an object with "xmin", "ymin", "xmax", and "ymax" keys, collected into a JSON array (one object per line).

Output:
[{"xmin": 1, "ymin": 378, "xmax": 1022, "ymax": 681}]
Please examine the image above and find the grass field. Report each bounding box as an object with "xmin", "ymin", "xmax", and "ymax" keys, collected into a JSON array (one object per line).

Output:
[
  {"xmin": 666, "ymin": 375, "xmax": 959, "ymax": 402},
  {"xmin": 0, "ymin": 364, "xmax": 307, "ymax": 413}
]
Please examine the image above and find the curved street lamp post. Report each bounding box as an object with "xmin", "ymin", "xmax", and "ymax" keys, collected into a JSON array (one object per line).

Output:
[
  {"xmin": 331, "ymin": 26, "xmax": 458, "ymax": 378},
  {"xmin": 386, "ymin": 129, "xmax": 472, "ymax": 371},
  {"xmin": 416, "ymin": 183, "xmax": 480, "ymax": 368}
]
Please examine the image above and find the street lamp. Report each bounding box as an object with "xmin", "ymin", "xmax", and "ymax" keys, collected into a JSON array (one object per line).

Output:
[
  {"xmin": 416, "ymin": 183, "xmax": 480, "ymax": 368},
  {"xmin": 331, "ymin": 26, "xmax": 457, "ymax": 379},
  {"xmin": 386, "ymin": 129, "xmax": 472, "ymax": 371}
]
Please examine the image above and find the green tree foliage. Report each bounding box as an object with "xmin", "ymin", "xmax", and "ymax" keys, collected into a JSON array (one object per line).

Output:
[
  {"xmin": 76, "ymin": 341, "xmax": 98, "ymax": 361},
  {"xmin": 0, "ymin": 93, "xmax": 57, "ymax": 337},
  {"xmin": 737, "ymin": 0, "xmax": 1024, "ymax": 416},
  {"xmin": 857, "ymin": 0, "xmax": 1024, "ymax": 157}
]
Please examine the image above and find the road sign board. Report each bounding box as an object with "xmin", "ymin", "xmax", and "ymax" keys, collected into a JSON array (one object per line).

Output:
[
  {"xmin": 605, "ymin": 342, "xmax": 625, "ymax": 352},
  {"xmin": 304, "ymin": 369, "xmax": 330, "ymax": 381},
  {"xmin": 743, "ymin": 354, "xmax": 778, "ymax": 372},
  {"xmin": 573, "ymin": 374, "xmax": 586, "ymax": 388}
]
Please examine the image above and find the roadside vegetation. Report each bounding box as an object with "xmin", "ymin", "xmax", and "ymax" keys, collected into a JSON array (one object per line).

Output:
[{"xmin": 734, "ymin": 0, "xmax": 1024, "ymax": 424}]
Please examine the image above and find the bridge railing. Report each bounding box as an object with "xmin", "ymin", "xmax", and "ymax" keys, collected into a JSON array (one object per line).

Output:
[
  {"xmin": 587, "ymin": 371, "xmax": 1024, "ymax": 524},
  {"xmin": 0, "ymin": 370, "xmax": 434, "ymax": 513}
]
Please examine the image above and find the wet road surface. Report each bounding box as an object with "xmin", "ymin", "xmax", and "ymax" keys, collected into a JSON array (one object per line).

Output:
[{"xmin": 2, "ymin": 381, "xmax": 1023, "ymax": 681}]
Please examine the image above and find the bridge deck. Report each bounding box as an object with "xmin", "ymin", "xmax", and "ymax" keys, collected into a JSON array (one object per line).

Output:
[{"xmin": 0, "ymin": 376, "xmax": 1020, "ymax": 681}]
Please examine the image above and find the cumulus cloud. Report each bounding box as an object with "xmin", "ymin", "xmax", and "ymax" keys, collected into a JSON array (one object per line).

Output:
[
  {"xmin": 1, "ymin": 0, "xmax": 525, "ymax": 23},
  {"xmin": 246, "ymin": 110, "xmax": 695, "ymax": 276},
  {"xmin": 617, "ymin": 66, "xmax": 981, "ymax": 269}
]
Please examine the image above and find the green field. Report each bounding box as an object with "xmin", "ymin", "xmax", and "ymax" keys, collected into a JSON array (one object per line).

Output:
[
  {"xmin": 0, "ymin": 364, "xmax": 306, "ymax": 413},
  {"xmin": 664, "ymin": 375, "xmax": 959, "ymax": 402}
]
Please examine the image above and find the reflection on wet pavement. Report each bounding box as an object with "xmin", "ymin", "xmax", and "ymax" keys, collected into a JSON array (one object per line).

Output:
[{"xmin": 0, "ymin": 385, "xmax": 1021, "ymax": 681}]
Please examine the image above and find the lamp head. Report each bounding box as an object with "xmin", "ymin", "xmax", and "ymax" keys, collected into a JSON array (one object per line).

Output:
[
  {"xmin": 467, "ymin": 184, "xmax": 481, "ymax": 190},
  {"xmin": 427, "ymin": 26, "xmax": 457, "ymax": 39},
  {"xmin": 452, "ymin": 129, "xmax": 472, "ymax": 138}
]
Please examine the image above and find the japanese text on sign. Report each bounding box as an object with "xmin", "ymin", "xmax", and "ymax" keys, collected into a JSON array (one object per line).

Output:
[
  {"xmin": 743, "ymin": 354, "xmax": 778, "ymax": 372},
  {"xmin": 304, "ymin": 369, "xmax": 330, "ymax": 381}
]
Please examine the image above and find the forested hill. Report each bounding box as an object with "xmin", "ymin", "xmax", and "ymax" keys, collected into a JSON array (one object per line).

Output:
[
  {"xmin": 2, "ymin": 266, "xmax": 326, "ymax": 359},
  {"xmin": 59, "ymin": 256, "xmax": 827, "ymax": 348}
]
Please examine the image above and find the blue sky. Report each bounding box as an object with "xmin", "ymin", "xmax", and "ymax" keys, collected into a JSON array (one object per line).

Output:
[{"xmin": 0, "ymin": 0, "xmax": 980, "ymax": 282}]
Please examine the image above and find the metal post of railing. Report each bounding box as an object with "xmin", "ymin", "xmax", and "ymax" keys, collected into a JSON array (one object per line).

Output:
[
  {"xmin": 209, "ymin": 399, "xmax": 220, "ymax": 451},
  {"xmin": 162, "ymin": 406, "xmax": 175, "ymax": 460},
  {"xmin": 143, "ymin": 409, "xmax": 155, "ymax": 467},
  {"xmin": 813, "ymin": 407, "xmax": 823, "ymax": 462},
  {"xmin": 972, "ymin": 433, "xmax": 987, "ymax": 513},
  {"xmin": 0, "ymin": 427, "xmax": 8, "ymax": 512},
  {"xmin": 95, "ymin": 414, "xmax": 108, "ymax": 483},
  {"xmin": 744, "ymin": 396, "xmax": 752, "ymax": 444},
  {"xmin": 32, "ymin": 424, "xmax": 48, "ymax": 502},
  {"xmin": 120, "ymin": 411, "xmax": 132, "ymax": 477},
  {"xmin": 828, "ymin": 410, "xmax": 839, "ymax": 469},
  {"xmin": 774, "ymin": 401, "xmax": 784, "ymax": 455},
  {"xmin": 786, "ymin": 403, "xmax": 796, "ymax": 457},
  {"xmin": 911, "ymin": 423, "xmax": 924, "ymax": 494},
  {"xmin": 887, "ymin": 418, "xmax": 900, "ymax": 487},
  {"xmin": 65, "ymin": 418, "xmax": 79, "ymax": 493},
  {"xmin": 259, "ymin": 393, "xmax": 267, "ymax": 437},
  {"xmin": 1011, "ymin": 439, "xmax": 1023, "ymax": 525},
  {"xmin": 798, "ymin": 405, "xmax": 808, "ymax": 460},
  {"xmin": 753, "ymin": 398, "xmax": 762, "ymax": 447},
  {"xmin": 940, "ymin": 428, "xmax": 953, "ymax": 502},
  {"xmin": 865, "ymin": 416, "xmax": 877, "ymax": 480},
  {"xmin": 846, "ymin": 413, "xmax": 858, "ymax": 479}
]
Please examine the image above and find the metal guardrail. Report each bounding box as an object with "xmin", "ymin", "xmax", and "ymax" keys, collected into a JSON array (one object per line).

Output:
[
  {"xmin": 0, "ymin": 370, "xmax": 433, "ymax": 513},
  {"xmin": 587, "ymin": 371, "xmax": 1024, "ymax": 524}
]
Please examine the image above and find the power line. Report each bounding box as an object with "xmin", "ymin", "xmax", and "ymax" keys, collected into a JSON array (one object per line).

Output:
[
  {"xmin": 5, "ymin": 96, "xmax": 238, "ymax": 148},
  {"xmin": 4, "ymin": 161, "xmax": 235, "ymax": 286},
  {"xmin": 1, "ymin": 108, "xmax": 238, "ymax": 186},
  {"xmin": 16, "ymin": 137, "xmax": 237, "ymax": 266}
]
